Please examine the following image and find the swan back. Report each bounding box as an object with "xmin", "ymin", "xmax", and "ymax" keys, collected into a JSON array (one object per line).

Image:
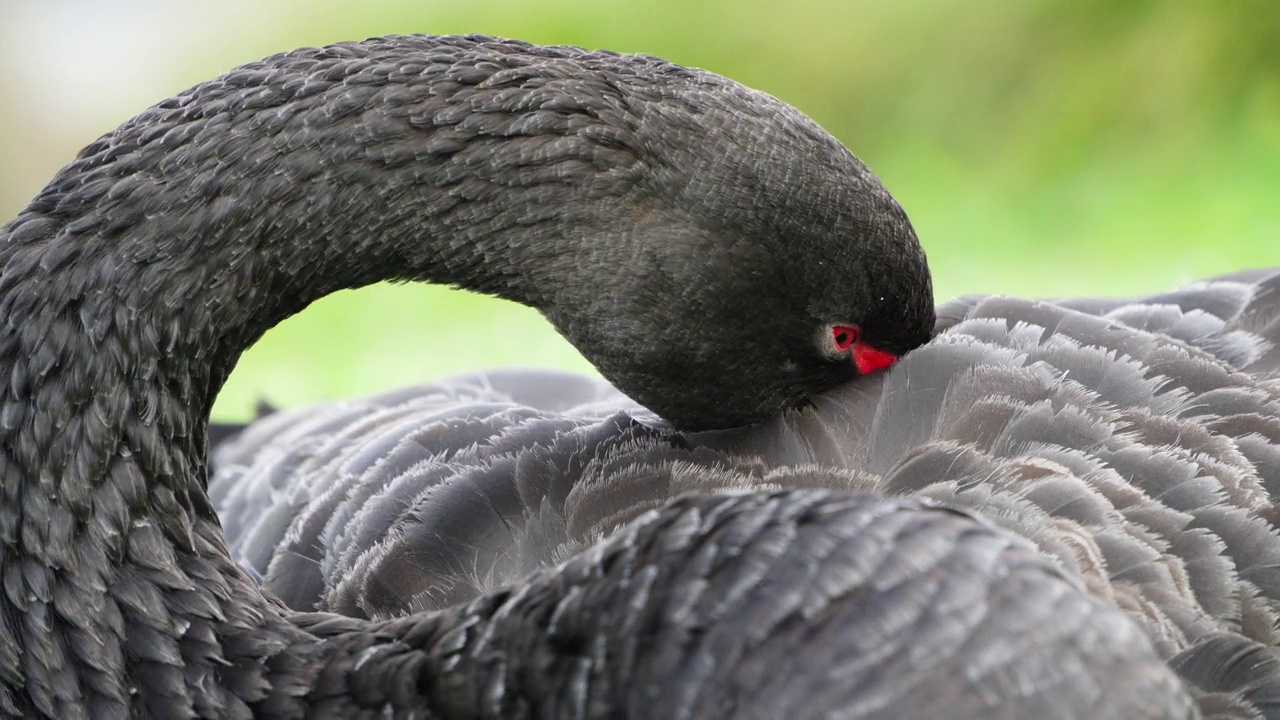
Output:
[{"xmin": 212, "ymin": 269, "xmax": 1280, "ymax": 712}]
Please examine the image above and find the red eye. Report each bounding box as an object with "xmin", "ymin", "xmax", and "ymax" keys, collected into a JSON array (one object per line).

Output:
[{"xmin": 832, "ymin": 325, "xmax": 859, "ymax": 351}]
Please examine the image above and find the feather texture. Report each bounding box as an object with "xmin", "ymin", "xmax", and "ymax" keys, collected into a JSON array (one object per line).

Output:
[{"xmin": 214, "ymin": 269, "xmax": 1280, "ymax": 715}]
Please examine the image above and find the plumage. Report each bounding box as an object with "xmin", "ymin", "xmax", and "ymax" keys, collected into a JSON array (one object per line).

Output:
[{"xmin": 214, "ymin": 270, "xmax": 1280, "ymax": 716}]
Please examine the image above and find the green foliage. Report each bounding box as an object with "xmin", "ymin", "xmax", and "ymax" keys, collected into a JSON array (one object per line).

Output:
[{"xmin": 2, "ymin": 1, "xmax": 1277, "ymax": 418}]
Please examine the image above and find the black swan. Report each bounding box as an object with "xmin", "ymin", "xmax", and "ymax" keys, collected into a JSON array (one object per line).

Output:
[{"xmin": 0, "ymin": 33, "xmax": 1193, "ymax": 718}]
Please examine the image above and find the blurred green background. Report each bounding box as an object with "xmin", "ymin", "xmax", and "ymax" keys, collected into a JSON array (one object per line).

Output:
[{"xmin": 1, "ymin": 0, "xmax": 1276, "ymax": 420}]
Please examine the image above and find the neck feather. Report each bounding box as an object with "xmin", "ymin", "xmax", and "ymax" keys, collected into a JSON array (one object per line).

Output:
[{"xmin": 0, "ymin": 35, "xmax": 664, "ymax": 716}]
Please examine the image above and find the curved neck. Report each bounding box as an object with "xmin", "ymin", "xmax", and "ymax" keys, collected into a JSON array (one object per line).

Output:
[{"xmin": 0, "ymin": 36, "xmax": 660, "ymax": 717}]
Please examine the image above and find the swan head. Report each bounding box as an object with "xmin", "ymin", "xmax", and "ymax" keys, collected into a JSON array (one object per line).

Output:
[{"xmin": 528, "ymin": 66, "xmax": 935, "ymax": 431}]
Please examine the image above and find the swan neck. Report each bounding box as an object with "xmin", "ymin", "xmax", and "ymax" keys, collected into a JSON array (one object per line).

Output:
[{"xmin": 0, "ymin": 39, "xmax": 648, "ymax": 712}]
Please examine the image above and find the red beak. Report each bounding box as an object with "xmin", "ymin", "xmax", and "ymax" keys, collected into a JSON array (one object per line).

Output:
[{"xmin": 853, "ymin": 342, "xmax": 897, "ymax": 374}]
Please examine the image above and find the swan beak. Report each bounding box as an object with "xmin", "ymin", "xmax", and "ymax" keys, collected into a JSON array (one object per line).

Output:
[{"xmin": 853, "ymin": 342, "xmax": 897, "ymax": 374}]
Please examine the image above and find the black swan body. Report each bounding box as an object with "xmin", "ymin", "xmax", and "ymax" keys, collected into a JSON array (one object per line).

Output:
[
  {"xmin": 213, "ymin": 269, "xmax": 1280, "ymax": 718},
  {"xmin": 0, "ymin": 33, "xmax": 1169, "ymax": 719}
]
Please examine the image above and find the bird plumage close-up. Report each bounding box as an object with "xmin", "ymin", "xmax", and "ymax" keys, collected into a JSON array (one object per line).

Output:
[
  {"xmin": 0, "ymin": 30, "xmax": 1277, "ymax": 719},
  {"xmin": 213, "ymin": 269, "xmax": 1280, "ymax": 717}
]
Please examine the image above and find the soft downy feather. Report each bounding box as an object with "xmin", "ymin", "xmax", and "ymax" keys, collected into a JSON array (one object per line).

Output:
[{"xmin": 211, "ymin": 268, "xmax": 1280, "ymax": 715}]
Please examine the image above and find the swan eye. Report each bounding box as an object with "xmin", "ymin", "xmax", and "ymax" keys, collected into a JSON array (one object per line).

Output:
[{"xmin": 831, "ymin": 325, "xmax": 859, "ymax": 352}]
